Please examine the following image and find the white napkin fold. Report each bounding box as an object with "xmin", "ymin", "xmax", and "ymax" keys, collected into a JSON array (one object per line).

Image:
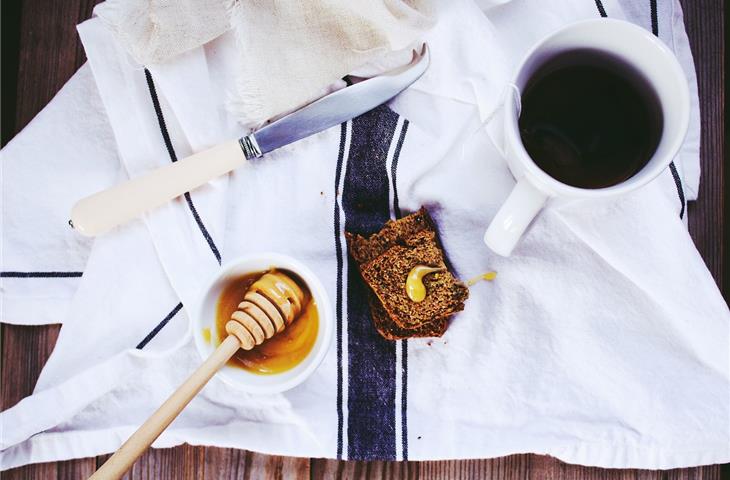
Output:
[
  {"xmin": 1, "ymin": 0, "xmax": 727, "ymax": 471},
  {"xmin": 96, "ymin": 0, "xmax": 435, "ymax": 127}
]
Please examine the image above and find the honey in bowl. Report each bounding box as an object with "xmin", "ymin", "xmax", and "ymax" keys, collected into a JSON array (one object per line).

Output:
[{"xmin": 214, "ymin": 269, "xmax": 319, "ymax": 375}]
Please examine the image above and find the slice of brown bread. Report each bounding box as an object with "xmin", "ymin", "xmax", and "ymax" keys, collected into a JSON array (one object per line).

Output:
[
  {"xmin": 346, "ymin": 207, "xmax": 466, "ymax": 339},
  {"xmin": 347, "ymin": 207, "xmax": 434, "ymax": 264},
  {"xmin": 368, "ymin": 292, "xmax": 448, "ymax": 340},
  {"xmin": 359, "ymin": 229, "xmax": 468, "ymax": 330}
]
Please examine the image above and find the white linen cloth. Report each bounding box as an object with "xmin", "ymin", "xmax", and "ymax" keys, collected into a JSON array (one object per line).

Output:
[
  {"xmin": 1, "ymin": 0, "xmax": 728, "ymax": 470},
  {"xmin": 96, "ymin": 0, "xmax": 435, "ymax": 127}
]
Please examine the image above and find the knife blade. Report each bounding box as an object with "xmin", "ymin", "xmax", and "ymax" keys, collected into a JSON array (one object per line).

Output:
[
  {"xmin": 248, "ymin": 44, "xmax": 429, "ymax": 158},
  {"xmin": 70, "ymin": 44, "xmax": 429, "ymax": 236}
]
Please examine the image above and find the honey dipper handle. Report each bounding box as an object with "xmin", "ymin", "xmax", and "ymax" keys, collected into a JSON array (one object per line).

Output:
[{"xmin": 89, "ymin": 335, "xmax": 241, "ymax": 480}]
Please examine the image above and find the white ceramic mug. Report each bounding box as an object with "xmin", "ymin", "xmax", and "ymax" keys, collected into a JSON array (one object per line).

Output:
[{"xmin": 484, "ymin": 18, "xmax": 690, "ymax": 257}]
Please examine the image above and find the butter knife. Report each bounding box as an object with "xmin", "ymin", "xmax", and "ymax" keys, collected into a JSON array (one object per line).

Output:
[{"xmin": 71, "ymin": 45, "xmax": 429, "ymax": 236}]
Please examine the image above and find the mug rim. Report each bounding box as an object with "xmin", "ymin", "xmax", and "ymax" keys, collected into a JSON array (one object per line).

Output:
[
  {"xmin": 504, "ymin": 18, "xmax": 691, "ymax": 198},
  {"xmin": 191, "ymin": 253, "xmax": 334, "ymax": 394}
]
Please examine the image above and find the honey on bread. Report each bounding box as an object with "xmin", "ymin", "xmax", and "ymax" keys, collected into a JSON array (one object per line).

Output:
[
  {"xmin": 405, "ymin": 265, "xmax": 445, "ymax": 302},
  {"xmin": 466, "ymin": 271, "xmax": 497, "ymax": 286}
]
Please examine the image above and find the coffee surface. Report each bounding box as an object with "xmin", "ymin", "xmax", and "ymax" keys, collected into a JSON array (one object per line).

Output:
[{"xmin": 519, "ymin": 50, "xmax": 663, "ymax": 189}]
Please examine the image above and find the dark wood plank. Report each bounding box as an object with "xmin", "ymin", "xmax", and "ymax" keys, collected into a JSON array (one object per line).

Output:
[
  {"xmin": 312, "ymin": 456, "xmax": 724, "ymax": 480},
  {"xmin": 3, "ymin": 458, "xmax": 96, "ymax": 480},
  {"xmin": 680, "ymin": 0, "xmax": 726, "ymax": 297},
  {"xmin": 311, "ymin": 458, "xmax": 418, "ymax": 479},
  {"xmin": 81, "ymin": 446, "xmax": 207, "ymax": 480},
  {"xmin": 13, "ymin": 0, "xmax": 100, "ymax": 132},
  {"xmin": 527, "ymin": 455, "xmax": 722, "ymax": 480},
  {"xmin": 93, "ymin": 448, "xmax": 309, "ymax": 479},
  {"xmin": 418, "ymin": 455, "xmax": 533, "ymax": 479},
  {"xmin": 1, "ymin": 324, "xmax": 60, "ymax": 410},
  {"xmin": 217, "ymin": 451, "xmax": 309, "ymax": 480},
  {"xmin": 0, "ymin": 330, "xmax": 90, "ymax": 480},
  {"xmin": 56, "ymin": 459, "xmax": 97, "ymax": 480},
  {"xmin": 526, "ymin": 455, "xmax": 654, "ymax": 480},
  {"xmin": 3, "ymin": 462, "xmax": 57, "ymax": 480},
  {"xmin": 127, "ymin": 444, "xmax": 203, "ymax": 479},
  {"xmin": 665, "ymin": 465, "xmax": 724, "ymax": 480},
  {"xmin": 1, "ymin": 1, "xmax": 22, "ymax": 146}
]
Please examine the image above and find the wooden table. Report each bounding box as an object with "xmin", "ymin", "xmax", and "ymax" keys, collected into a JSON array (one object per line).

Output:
[{"xmin": 1, "ymin": 1, "xmax": 726, "ymax": 478}]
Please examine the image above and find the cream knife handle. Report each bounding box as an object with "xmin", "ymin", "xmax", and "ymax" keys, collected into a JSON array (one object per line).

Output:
[{"xmin": 71, "ymin": 140, "xmax": 247, "ymax": 236}]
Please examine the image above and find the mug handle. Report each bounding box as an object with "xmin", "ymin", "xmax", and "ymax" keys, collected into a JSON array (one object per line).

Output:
[{"xmin": 484, "ymin": 177, "xmax": 547, "ymax": 256}]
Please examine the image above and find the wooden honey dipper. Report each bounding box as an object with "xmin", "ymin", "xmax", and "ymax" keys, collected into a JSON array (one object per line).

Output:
[
  {"xmin": 90, "ymin": 271, "xmax": 306, "ymax": 480},
  {"xmin": 228, "ymin": 271, "xmax": 307, "ymax": 349}
]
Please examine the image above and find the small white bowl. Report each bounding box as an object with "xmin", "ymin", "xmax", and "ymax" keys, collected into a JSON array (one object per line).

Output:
[{"xmin": 192, "ymin": 253, "xmax": 333, "ymax": 394}]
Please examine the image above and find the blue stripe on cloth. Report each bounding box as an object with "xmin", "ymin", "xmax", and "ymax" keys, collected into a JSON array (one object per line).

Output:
[
  {"xmin": 343, "ymin": 105, "xmax": 400, "ymax": 460},
  {"xmin": 136, "ymin": 302, "xmax": 184, "ymax": 349},
  {"xmin": 594, "ymin": 0, "xmax": 607, "ymax": 17},
  {"xmin": 391, "ymin": 120, "xmax": 408, "ymax": 221},
  {"xmin": 647, "ymin": 0, "xmax": 687, "ymax": 218},
  {"xmin": 650, "ymin": 0, "xmax": 659, "ymax": 35},
  {"xmin": 334, "ymin": 122, "xmax": 348, "ymax": 459},
  {"xmin": 401, "ymin": 339, "xmax": 409, "ymax": 460},
  {"xmin": 391, "ymin": 119, "xmax": 410, "ymax": 460},
  {"xmin": 0, "ymin": 271, "xmax": 83, "ymax": 278},
  {"xmin": 668, "ymin": 163, "xmax": 686, "ymax": 218},
  {"xmin": 143, "ymin": 69, "xmax": 223, "ymax": 264}
]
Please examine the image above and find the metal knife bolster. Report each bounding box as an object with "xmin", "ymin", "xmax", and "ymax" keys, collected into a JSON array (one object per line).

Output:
[{"xmin": 238, "ymin": 135, "xmax": 263, "ymax": 160}]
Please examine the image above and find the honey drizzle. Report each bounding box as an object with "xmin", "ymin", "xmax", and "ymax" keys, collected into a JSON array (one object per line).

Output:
[{"xmin": 466, "ymin": 271, "xmax": 497, "ymax": 286}]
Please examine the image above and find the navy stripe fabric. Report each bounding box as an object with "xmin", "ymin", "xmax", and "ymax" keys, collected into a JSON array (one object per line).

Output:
[
  {"xmin": 594, "ymin": 0, "xmax": 607, "ymax": 17},
  {"xmin": 334, "ymin": 122, "xmax": 347, "ymax": 459},
  {"xmin": 143, "ymin": 69, "xmax": 223, "ymax": 264},
  {"xmin": 136, "ymin": 302, "xmax": 184, "ymax": 349},
  {"xmin": 668, "ymin": 163, "xmax": 686, "ymax": 218},
  {"xmin": 343, "ymin": 105, "xmax": 400, "ymax": 460},
  {"xmin": 135, "ymin": 69, "xmax": 217, "ymax": 350},
  {"xmin": 401, "ymin": 340, "xmax": 409, "ymax": 460},
  {"xmin": 0, "ymin": 271, "xmax": 83, "ymax": 278},
  {"xmin": 649, "ymin": 0, "xmax": 659, "ymax": 35},
  {"xmin": 648, "ymin": 0, "xmax": 687, "ymax": 219},
  {"xmin": 391, "ymin": 119, "xmax": 410, "ymax": 460},
  {"xmin": 391, "ymin": 120, "xmax": 408, "ymax": 220}
]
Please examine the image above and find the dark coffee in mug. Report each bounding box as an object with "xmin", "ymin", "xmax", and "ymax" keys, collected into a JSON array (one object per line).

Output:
[{"xmin": 518, "ymin": 49, "xmax": 663, "ymax": 189}]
